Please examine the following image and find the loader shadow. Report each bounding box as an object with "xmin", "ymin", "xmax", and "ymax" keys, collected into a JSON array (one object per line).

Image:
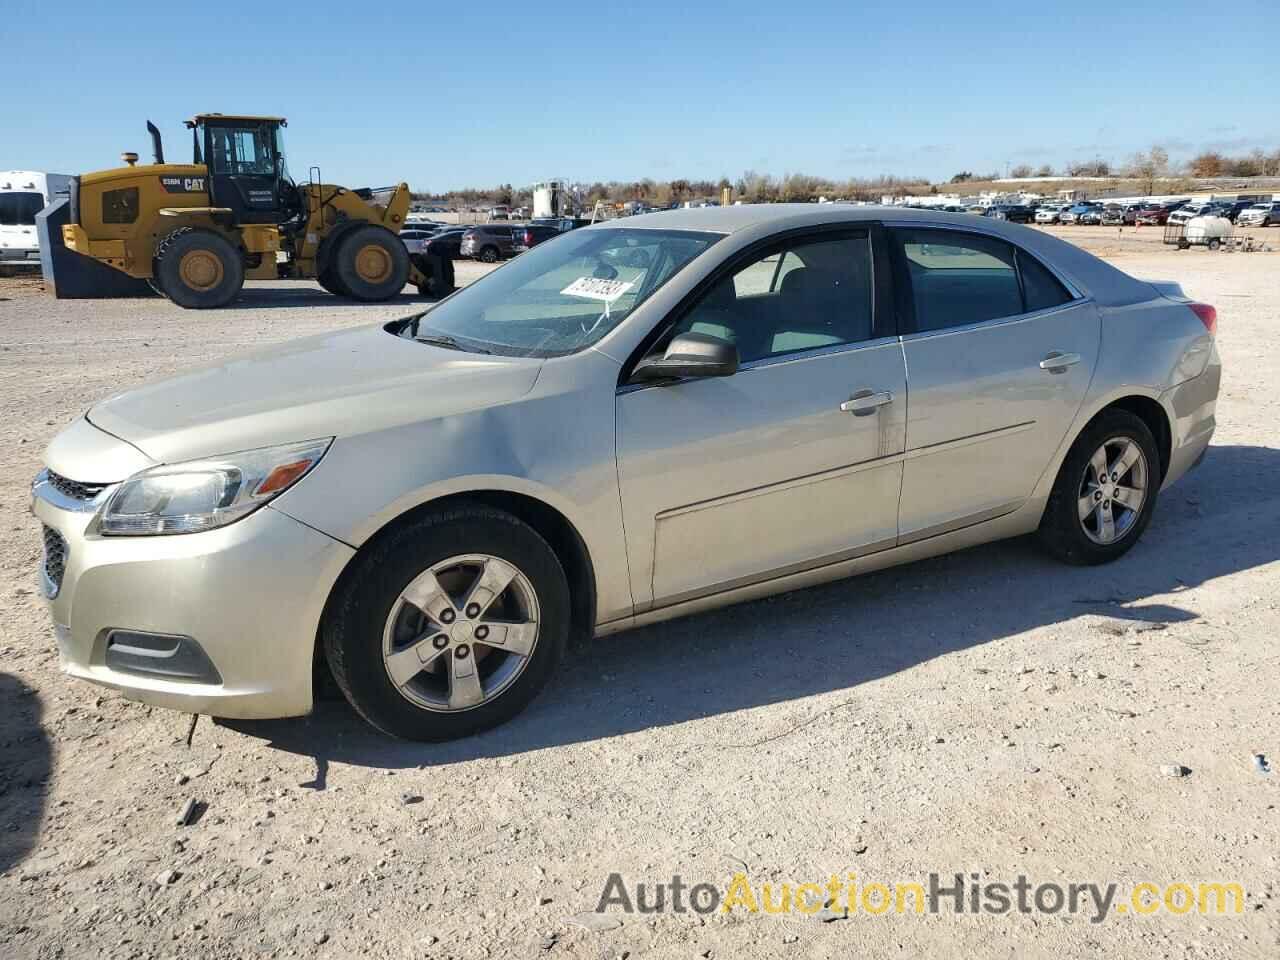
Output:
[
  {"xmin": 226, "ymin": 443, "xmax": 1280, "ymax": 773},
  {"xmin": 0, "ymin": 674, "xmax": 52, "ymax": 874},
  {"xmin": 222, "ymin": 287, "xmax": 444, "ymax": 310}
]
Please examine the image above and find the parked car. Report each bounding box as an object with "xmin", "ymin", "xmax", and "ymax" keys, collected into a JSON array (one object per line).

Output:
[
  {"xmin": 1034, "ymin": 204, "xmax": 1064, "ymax": 224},
  {"xmin": 1220, "ymin": 200, "xmax": 1260, "ymax": 223},
  {"xmin": 1076, "ymin": 205, "xmax": 1105, "ymax": 225},
  {"xmin": 460, "ymin": 225, "xmax": 517, "ymax": 262},
  {"xmin": 1101, "ymin": 205, "xmax": 1130, "ymax": 225},
  {"xmin": 987, "ymin": 204, "xmax": 1035, "ymax": 223},
  {"xmin": 32, "ymin": 206, "xmax": 1220, "ymax": 740},
  {"xmin": 488, "ymin": 205, "xmax": 511, "ymax": 221},
  {"xmin": 397, "ymin": 229, "xmax": 438, "ymax": 256},
  {"xmin": 1059, "ymin": 202, "xmax": 1101, "ymax": 225},
  {"xmin": 422, "ymin": 228, "xmax": 467, "ymax": 260},
  {"xmin": 1135, "ymin": 202, "xmax": 1183, "ymax": 226},
  {"xmin": 1168, "ymin": 202, "xmax": 1230, "ymax": 226},
  {"xmin": 512, "ymin": 224, "xmax": 563, "ymax": 253},
  {"xmin": 1237, "ymin": 201, "xmax": 1280, "ymax": 227},
  {"xmin": 530, "ymin": 216, "xmax": 592, "ymax": 233}
]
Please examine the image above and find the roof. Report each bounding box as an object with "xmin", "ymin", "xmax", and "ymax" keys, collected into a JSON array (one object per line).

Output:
[
  {"xmin": 595, "ymin": 203, "xmax": 1157, "ymax": 308},
  {"xmin": 594, "ymin": 203, "xmax": 1066, "ymax": 234},
  {"xmin": 187, "ymin": 114, "xmax": 286, "ymax": 126}
]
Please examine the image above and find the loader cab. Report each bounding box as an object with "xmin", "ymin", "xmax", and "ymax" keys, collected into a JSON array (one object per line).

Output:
[{"xmin": 187, "ymin": 114, "xmax": 294, "ymax": 225}]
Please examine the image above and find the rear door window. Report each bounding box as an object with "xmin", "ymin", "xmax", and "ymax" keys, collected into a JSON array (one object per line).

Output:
[{"xmin": 893, "ymin": 228, "xmax": 1074, "ymax": 332}]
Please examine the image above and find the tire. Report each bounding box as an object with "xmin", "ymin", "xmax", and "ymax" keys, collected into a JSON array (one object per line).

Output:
[
  {"xmin": 478, "ymin": 245, "xmax": 499, "ymax": 263},
  {"xmin": 1208, "ymin": 239, "xmax": 1221, "ymax": 251},
  {"xmin": 146, "ymin": 278, "xmax": 167, "ymax": 298},
  {"xmin": 1037, "ymin": 409, "xmax": 1161, "ymax": 565},
  {"xmin": 317, "ymin": 266, "xmax": 350, "ymax": 297},
  {"xmin": 154, "ymin": 228, "xmax": 244, "ymax": 309},
  {"xmin": 332, "ymin": 225, "xmax": 410, "ymax": 302},
  {"xmin": 323, "ymin": 505, "xmax": 571, "ymax": 741}
]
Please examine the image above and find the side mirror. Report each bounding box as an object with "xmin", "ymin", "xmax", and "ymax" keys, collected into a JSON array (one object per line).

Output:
[{"xmin": 632, "ymin": 332, "xmax": 739, "ymax": 383}]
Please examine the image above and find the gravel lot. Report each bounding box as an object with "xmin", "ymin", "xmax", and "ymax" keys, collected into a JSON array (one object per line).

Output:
[{"xmin": 1, "ymin": 234, "xmax": 1278, "ymax": 959}]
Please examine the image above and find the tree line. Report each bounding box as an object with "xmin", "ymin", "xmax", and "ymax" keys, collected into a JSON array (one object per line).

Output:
[
  {"xmin": 412, "ymin": 145, "xmax": 1279, "ymax": 208},
  {"xmin": 412, "ymin": 171, "xmax": 931, "ymax": 208},
  {"xmin": 959, "ymin": 145, "xmax": 1280, "ymax": 184}
]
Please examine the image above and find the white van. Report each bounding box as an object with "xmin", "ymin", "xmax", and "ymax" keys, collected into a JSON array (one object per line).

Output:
[{"xmin": 0, "ymin": 170, "xmax": 72, "ymax": 269}]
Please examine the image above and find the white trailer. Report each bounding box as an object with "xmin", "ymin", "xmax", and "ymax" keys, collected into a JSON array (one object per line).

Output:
[
  {"xmin": 1, "ymin": 170, "xmax": 72, "ymax": 270},
  {"xmin": 533, "ymin": 180, "xmax": 568, "ymax": 219}
]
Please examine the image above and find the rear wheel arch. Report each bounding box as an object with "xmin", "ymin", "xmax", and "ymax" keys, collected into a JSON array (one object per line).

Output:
[{"xmin": 1102, "ymin": 395, "xmax": 1171, "ymax": 482}]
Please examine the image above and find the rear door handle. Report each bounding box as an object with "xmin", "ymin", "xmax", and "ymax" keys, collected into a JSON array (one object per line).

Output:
[
  {"xmin": 840, "ymin": 390, "xmax": 894, "ymax": 415},
  {"xmin": 1039, "ymin": 352, "xmax": 1082, "ymax": 372}
]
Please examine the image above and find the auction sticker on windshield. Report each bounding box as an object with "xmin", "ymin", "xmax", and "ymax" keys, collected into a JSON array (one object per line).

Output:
[{"xmin": 561, "ymin": 277, "xmax": 635, "ymax": 302}]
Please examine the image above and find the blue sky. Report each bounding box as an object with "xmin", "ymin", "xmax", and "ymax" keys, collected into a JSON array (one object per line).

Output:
[{"xmin": 6, "ymin": 0, "xmax": 1277, "ymax": 190}]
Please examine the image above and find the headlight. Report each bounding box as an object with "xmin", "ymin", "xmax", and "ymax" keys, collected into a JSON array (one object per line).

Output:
[{"xmin": 99, "ymin": 439, "xmax": 332, "ymax": 536}]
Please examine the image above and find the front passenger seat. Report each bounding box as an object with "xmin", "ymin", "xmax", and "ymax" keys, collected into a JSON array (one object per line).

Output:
[{"xmin": 769, "ymin": 268, "xmax": 862, "ymax": 355}]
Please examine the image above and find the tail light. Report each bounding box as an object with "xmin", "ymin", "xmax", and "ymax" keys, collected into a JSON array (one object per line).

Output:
[
  {"xmin": 1188, "ymin": 302, "xmax": 1217, "ymax": 336},
  {"xmin": 521, "ymin": 229, "xmax": 532, "ymax": 245}
]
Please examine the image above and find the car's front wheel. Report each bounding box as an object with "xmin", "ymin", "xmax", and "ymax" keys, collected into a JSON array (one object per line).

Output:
[
  {"xmin": 323, "ymin": 505, "xmax": 570, "ymax": 741},
  {"xmin": 1038, "ymin": 410, "xmax": 1160, "ymax": 565}
]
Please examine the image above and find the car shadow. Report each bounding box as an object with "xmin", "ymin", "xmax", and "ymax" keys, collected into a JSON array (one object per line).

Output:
[
  {"xmin": 0, "ymin": 673, "xmax": 52, "ymax": 874},
  {"xmin": 224, "ymin": 443, "xmax": 1280, "ymax": 775}
]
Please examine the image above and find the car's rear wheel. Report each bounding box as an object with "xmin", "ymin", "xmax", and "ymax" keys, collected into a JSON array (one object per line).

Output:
[
  {"xmin": 1038, "ymin": 410, "xmax": 1160, "ymax": 565},
  {"xmin": 323, "ymin": 505, "xmax": 570, "ymax": 741},
  {"xmin": 479, "ymin": 246, "xmax": 499, "ymax": 263}
]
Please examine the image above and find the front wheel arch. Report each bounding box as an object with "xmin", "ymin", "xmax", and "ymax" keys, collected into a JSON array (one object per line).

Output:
[{"xmin": 315, "ymin": 490, "xmax": 598, "ymax": 694}]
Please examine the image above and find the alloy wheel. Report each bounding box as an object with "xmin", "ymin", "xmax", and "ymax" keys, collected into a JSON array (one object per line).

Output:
[
  {"xmin": 381, "ymin": 554, "xmax": 540, "ymax": 712},
  {"xmin": 1077, "ymin": 437, "xmax": 1148, "ymax": 545}
]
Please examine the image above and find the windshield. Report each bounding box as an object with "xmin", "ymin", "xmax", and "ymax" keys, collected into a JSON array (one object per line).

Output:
[
  {"xmin": 200, "ymin": 122, "xmax": 279, "ymax": 176},
  {"xmin": 0, "ymin": 191, "xmax": 44, "ymax": 226},
  {"xmin": 405, "ymin": 228, "xmax": 718, "ymax": 357}
]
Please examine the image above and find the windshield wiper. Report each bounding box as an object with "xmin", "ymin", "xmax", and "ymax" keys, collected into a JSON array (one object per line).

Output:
[{"xmin": 414, "ymin": 333, "xmax": 491, "ymax": 355}]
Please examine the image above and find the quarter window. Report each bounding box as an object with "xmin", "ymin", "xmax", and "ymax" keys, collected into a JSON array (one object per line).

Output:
[
  {"xmin": 1017, "ymin": 249, "xmax": 1072, "ymax": 312},
  {"xmin": 894, "ymin": 228, "xmax": 1073, "ymax": 332},
  {"xmin": 672, "ymin": 233, "xmax": 875, "ymax": 364}
]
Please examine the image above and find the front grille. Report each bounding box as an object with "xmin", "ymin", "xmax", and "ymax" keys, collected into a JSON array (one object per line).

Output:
[
  {"xmin": 42, "ymin": 525, "xmax": 67, "ymax": 594},
  {"xmin": 46, "ymin": 470, "xmax": 108, "ymax": 502}
]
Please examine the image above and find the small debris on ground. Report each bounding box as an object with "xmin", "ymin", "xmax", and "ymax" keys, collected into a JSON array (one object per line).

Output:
[{"xmin": 565, "ymin": 912, "xmax": 622, "ymax": 933}]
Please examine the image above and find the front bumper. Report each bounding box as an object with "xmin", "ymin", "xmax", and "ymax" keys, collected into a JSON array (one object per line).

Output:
[
  {"xmin": 0, "ymin": 247, "xmax": 40, "ymax": 263},
  {"xmin": 32, "ymin": 484, "xmax": 355, "ymax": 719}
]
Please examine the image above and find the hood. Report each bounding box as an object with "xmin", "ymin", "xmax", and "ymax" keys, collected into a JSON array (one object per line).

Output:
[{"xmin": 87, "ymin": 323, "xmax": 543, "ymax": 463}]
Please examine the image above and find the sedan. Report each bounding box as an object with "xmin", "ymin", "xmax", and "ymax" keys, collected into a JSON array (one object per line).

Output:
[{"xmin": 32, "ymin": 206, "xmax": 1221, "ymax": 741}]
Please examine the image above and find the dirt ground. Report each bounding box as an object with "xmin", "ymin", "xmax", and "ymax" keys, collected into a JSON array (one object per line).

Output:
[{"xmin": 0, "ymin": 232, "xmax": 1278, "ymax": 960}]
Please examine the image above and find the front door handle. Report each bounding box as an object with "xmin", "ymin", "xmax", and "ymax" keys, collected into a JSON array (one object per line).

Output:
[
  {"xmin": 840, "ymin": 390, "xmax": 894, "ymax": 415},
  {"xmin": 1040, "ymin": 352, "xmax": 1082, "ymax": 372}
]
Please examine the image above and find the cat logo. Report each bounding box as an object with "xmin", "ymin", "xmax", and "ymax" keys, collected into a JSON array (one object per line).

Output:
[{"xmin": 159, "ymin": 176, "xmax": 207, "ymax": 193}]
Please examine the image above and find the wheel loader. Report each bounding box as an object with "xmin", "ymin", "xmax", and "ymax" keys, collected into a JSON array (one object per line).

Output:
[{"xmin": 61, "ymin": 115, "xmax": 448, "ymax": 308}]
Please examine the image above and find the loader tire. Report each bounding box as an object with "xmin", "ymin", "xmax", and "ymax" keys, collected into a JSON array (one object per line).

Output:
[
  {"xmin": 333, "ymin": 225, "xmax": 410, "ymax": 302},
  {"xmin": 317, "ymin": 267, "xmax": 351, "ymax": 297},
  {"xmin": 154, "ymin": 228, "xmax": 244, "ymax": 309}
]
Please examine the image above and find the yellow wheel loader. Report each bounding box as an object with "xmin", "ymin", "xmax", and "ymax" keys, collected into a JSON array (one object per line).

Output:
[{"xmin": 61, "ymin": 115, "xmax": 442, "ymax": 308}]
